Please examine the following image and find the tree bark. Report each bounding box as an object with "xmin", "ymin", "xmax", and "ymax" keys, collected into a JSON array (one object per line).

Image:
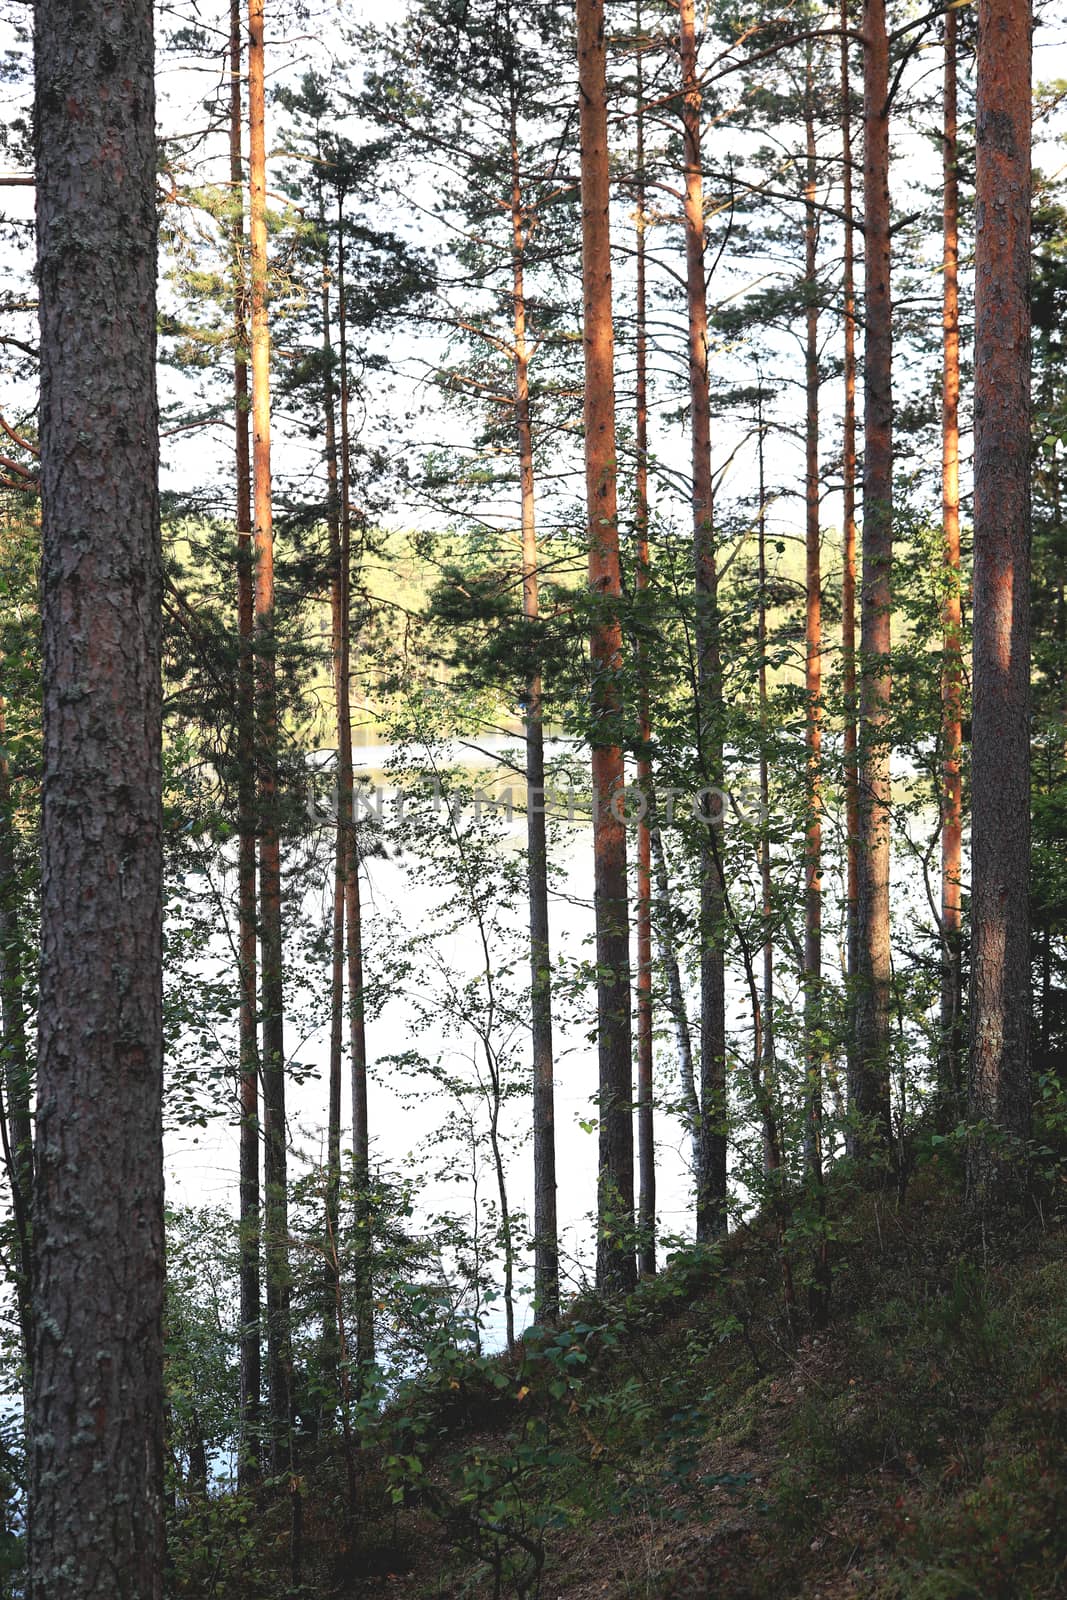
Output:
[
  {"xmin": 510, "ymin": 126, "xmax": 560, "ymax": 1322},
  {"xmin": 634, "ymin": 17, "xmax": 656, "ymax": 1279},
  {"xmin": 248, "ymin": 0, "xmax": 294, "ymax": 1476},
  {"xmin": 679, "ymin": 0, "xmax": 728, "ymax": 1243},
  {"xmin": 31, "ymin": 2, "xmax": 165, "ymax": 1594},
  {"xmin": 849, "ymin": 0, "xmax": 893, "ymax": 1159},
  {"xmin": 968, "ymin": 0, "xmax": 1032, "ymax": 1192},
  {"xmin": 939, "ymin": 7, "xmax": 964, "ymax": 1123},
  {"xmin": 755, "ymin": 397, "xmax": 777, "ymax": 1181},
  {"xmin": 576, "ymin": 0, "xmax": 636, "ymax": 1294},
  {"xmin": 335, "ymin": 191, "xmax": 374, "ymax": 1373},
  {"xmin": 839, "ymin": 0, "xmax": 860, "ymax": 1089},
  {"xmin": 803, "ymin": 69, "xmax": 830, "ymax": 1320},
  {"xmin": 321, "ymin": 184, "xmax": 344, "ymax": 1401},
  {"xmin": 803, "ymin": 70, "xmax": 823, "ymax": 1176},
  {"xmin": 230, "ymin": 0, "xmax": 261, "ymax": 1489}
]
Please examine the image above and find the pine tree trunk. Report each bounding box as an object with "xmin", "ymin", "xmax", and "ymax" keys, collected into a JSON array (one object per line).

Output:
[
  {"xmin": 230, "ymin": 0, "xmax": 261, "ymax": 1489},
  {"xmin": 803, "ymin": 73, "xmax": 830, "ymax": 1320},
  {"xmin": 576, "ymin": 0, "xmax": 636, "ymax": 1294},
  {"xmin": 756, "ymin": 401, "xmax": 777, "ymax": 1181},
  {"xmin": 679, "ymin": 0, "xmax": 727, "ymax": 1243},
  {"xmin": 31, "ymin": 3, "xmax": 165, "ymax": 1593},
  {"xmin": 321, "ymin": 211, "xmax": 344, "ymax": 1400},
  {"xmin": 849, "ymin": 0, "xmax": 893, "ymax": 1159},
  {"xmin": 335, "ymin": 196, "xmax": 374, "ymax": 1371},
  {"xmin": 968, "ymin": 0, "xmax": 1032, "ymax": 1194},
  {"xmin": 510, "ymin": 128, "xmax": 560, "ymax": 1322},
  {"xmin": 939, "ymin": 7, "xmax": 964, "ymax": 1123},
  {"xmin": 634, "ymin": 21, "xmax": 656, "ymax": 1279},
  {"xmin": 803, "ymin": 75, "xmax": 823, "ymax": 1176},
  {"xmin": 838, "ymin": 0, "xmax": 860, "ymax": 1102},
  {"xmin": 248, "ymin": 0, "xmax": 294, "ymax": 1479}
]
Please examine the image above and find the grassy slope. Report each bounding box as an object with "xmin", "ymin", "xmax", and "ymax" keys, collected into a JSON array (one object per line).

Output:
[{"xmin": 319, "ymin": 1160, "xmax": 1067, "ymax": 1600}]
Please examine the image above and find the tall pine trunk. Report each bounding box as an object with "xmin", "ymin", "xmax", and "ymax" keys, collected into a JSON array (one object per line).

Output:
[
  {"xmin": 839, "ymin": 0, "xmax": 860, "ymax": 1086},
  {"xmin": 939, "ymin": 8, "xmax": 964, "ymax": 1121},
  {"xmin": 634, "ymin": 18, "xmax": 656, "ymax": 1278},
  {"xmin": 968, "ymin": 0, "xmax": 1032, "ymax": 1194},
  {"xmin": 510, "ymin": 125, "xmax": 560, "ymax": 1321},
  {"xmin": 230, "ymin": 0, "xmax": 261, "ymax": 1488},
  {"xmin": 320, "ymin": 184, "xmax": 344, "ymax": 1398},
  {"xmin": 755, "ymin": 397, "xmax": 777, "ymax": 1180},
  {"xmin": 679, "ymin": 0, "xmax": 727, "ymax": 1242},
  {"xmin": 248, "ymin": 0, "xmax": 294, "ymax": 1484},
  {"xmin": 803, "ymin": 70, "xmax": 830, "ymax": 1320},
  {"xmin": 849, "ymin": 0, "xmax": 893, "ymax": 1159},
  {"xmin": 335, "ymin": 193, "xmax": 374, "ymax": 1370},
  {"xmin": 576, "ymin": 0, "xmax": 636, "ymax": 1294},
  {"xmin": 803, "ymin": 69, "xmax": 823, "ymax": 1171},
  {"xmin": 31, "ymin": 2, "xmax": 165, "ymax": 1593}
]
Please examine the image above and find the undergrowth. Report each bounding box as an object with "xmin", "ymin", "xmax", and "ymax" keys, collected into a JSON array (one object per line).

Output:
[{"xmin": 167, "ymin": 1155, "xmax": 1067, "ymax": 1599}]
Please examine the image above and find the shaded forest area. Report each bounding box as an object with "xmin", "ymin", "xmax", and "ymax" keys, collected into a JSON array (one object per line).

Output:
[{"xmin": 1, "ymin": 0, "xmax": 1066, "ymax": 1594}]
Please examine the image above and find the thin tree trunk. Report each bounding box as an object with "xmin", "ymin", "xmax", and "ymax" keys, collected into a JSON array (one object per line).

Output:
[
  {"xmin": 680, "ymin": 0, "xmax": 728, "ymax": 1243},
  {"xmin": 31, "ymin": 1, "xmax": 165, "ymax": 1592},
  {"xmin": 248, "ymin": 0, "xmax": 294, "ymax": 1481},
  {"xmin": 649, "ymin": 823, "xmax": 700, "ymax": 1144},
  {"xmin": 0, "ymin": 705, "xmax": 32, "ymax": 1369},
  {"xmin": 839, "ymin": 0, "xmax": 860, "ymax": 1106},
  {"xmin": 803, "ymin": 70, "xmax": 830, "ymax": 1322},
  {"xmin": 755, "ymin": 397, "xmax": 776, "ymax": 1180},
  {"xmin": 487, "ymin": 1061, "xmax": 517, "ymax": 1354},
  {"xmin": 336, "ymin": 193, "xmax": 374, "ymax": 1371},
  {"xmin": 510, "ymin": 125, "xmax": 559, "ymax": 1322},
  {"xmin": 321, "ymin": 195, "xmax": 344, "ymax": 1400},
  {"xmin": 968, "ymin": 0, "xmax": 1032, "ymax": 1195},
  {"xmin": 634, "ymin": 8, "xmax": 656, "ymax": 1279},
  {"xmin": 803, "ymin": 73, "xmax": 823, "ymax": 1174},
  {"xmin": 576, "ymin": 0, "xmax": 636, "ymax": 1294},
  {"xmin": 230, "ymin": 0, "xmax": 261, "ymax": 1489},
  {"xmin": 849, "ymin": 0, "xmax": 893, "ymax": 1159},
  {"xmin": 939, "ymin": 7, "xmax": 964, "ymax": 1123}
]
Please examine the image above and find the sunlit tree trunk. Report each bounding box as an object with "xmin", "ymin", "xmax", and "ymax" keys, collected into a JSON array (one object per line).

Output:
[
  {"xmin": 679, "ymin": 0, "xmax": 727, "ymax": 1242},
  {"xmin": 939, "ymin": 7, "xmax": 964, "ymax": 1122},
  {"xmin": 968, "ymin": 0, "xmax": 1032, "ymax": 1194},
  {"xmin": 839, "ymin": 0, "xmax": 860, "ymax": 1089},
  {"xmin": 248, "ymin": 0, "xmax": 294, "ymax": 1492},
  {"xmin": 849, "ymin": 0, "xmax": 893, "ymax": 1159},
  {"xmin": 510, "ymin": 125, "xmax": 560, "ymax": 1322},
  {"xmin": 230, "ymin": 0, "xmax": 261, "ymax": 1488},
  {"xmin": 576, "ymin": 0, "xmax": 636, "ymax": 1293},
  {"xmin": 31, "ymin": 2, "xmax": 164, "ymax": 1593},
  {"xmin": 634, "ymin": 9, "xmax": 656, "ymax": 1279}
]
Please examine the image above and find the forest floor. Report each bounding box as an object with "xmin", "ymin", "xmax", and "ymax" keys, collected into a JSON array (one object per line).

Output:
[{"xmin": 212, "ymin": 1152, "xmax": 1067, "ymax": 1600}]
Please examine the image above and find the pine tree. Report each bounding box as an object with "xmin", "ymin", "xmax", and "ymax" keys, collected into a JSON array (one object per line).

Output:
[
  {"xmin": 968, "ymin": 0, "xmax": 1032, "ymax": 1194},
  {"xmin": 850, "ymin": 0, "xmax": 894, "ymax": 1159},
  {"xmin": 576, "ymin": 0, "xmax": 636, "ymax": 1293},
  {"xmin": 31, "ymin": 2, "xmax": 165, "ymax": 1593}
]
